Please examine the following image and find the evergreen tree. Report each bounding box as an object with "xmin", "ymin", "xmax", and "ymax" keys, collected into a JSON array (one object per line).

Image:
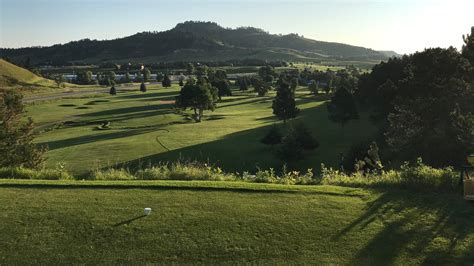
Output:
[
  {"xmin": 186, "ymin": 63, "xmax": 195, "ymax": 75},
  {"xmin": 291, "ymin": 122, "xmax": 319, "ymax": 150},
  {"xmin": 325, "ymin": 79, "xmax": 333, "ymax": 94},
  {"xmin": 238, "ymin": 77, "xmax": 249, "ymax": 91},
  {"xmin": 308, "ymin": 80, "xmax": 319, "ymax": 95},
  {"xmin": 272, "ymin": 79, "xmax": 299, "ymax": 122},
  {"xmin": 462, "ymin": 26, "xmax": 474, "ymax": 66},
  {"xmin": 327, "ymin": 88, "xmax": 359, "ymax": 129},
  {"xmin": 142, "ymin": 67, "xmax": 151, "ymax": 82},
  {"xmin": 110, "ymin": 86, "xmax": 117, "ymax": 95},
  {"xmin": 140, "ymin": 82, "xmax": 147, "ymax": 92},
  {"xmin": 260, "ymin": 125, "xmax": 282, "ymax": 146},
  {"xmin": 275, "ymin": 133, "xmax": 303, "ymax": 163},
  {"xmin": 162, "ymin": 74, "xmax": 172, "ymax": 87},
  {"xmin": 124, "ymin": 72, "xmax": 131, "ymax": 83},
  {"xmin": 0, "ymin": 90, "xmax": 46, "ymax": 168},
  {"xmin": 290, "ymin": 78, "xmax": 298, "ymax": 92},
  {"xmin": 156, "ymin": 72, "xmax": 164, "ymax": 82}
]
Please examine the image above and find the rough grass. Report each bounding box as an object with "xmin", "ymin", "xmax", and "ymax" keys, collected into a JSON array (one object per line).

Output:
[
  {"xmin": 0, "ymin": 181, "xmax": 472, "ymax": 264},
  {"xmin": 320, "ymin": 159, "xmax": 461, "ymax": 193},
  {"xmin": 0, "ymin": 167, "xmax": 73, "ymax": 180},
  {"xmin": 0, "ymin": 160, "xmax": 461, "ymax": 193}
]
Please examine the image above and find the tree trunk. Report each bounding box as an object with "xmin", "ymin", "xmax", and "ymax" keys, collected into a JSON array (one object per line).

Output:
[
  {"xmin": 197, "ymin": 108, "xmax": 203, "ymax": 122},
  {"xmin": 193, "ymin": 108, "xmax": 199, "ymax": 122}
]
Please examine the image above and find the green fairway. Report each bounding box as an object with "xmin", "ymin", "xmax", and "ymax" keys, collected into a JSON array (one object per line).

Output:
[
  {"xmin": 28, "ymin": 84, "xmax": 376, "ymax": 176},
  {"xmin": 0, "ymin": 181, "xmax": 472, "ymax": 264}
]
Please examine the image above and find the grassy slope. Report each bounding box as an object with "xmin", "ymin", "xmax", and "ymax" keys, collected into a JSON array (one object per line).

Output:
[
  {"xmin": 0, "ymin": 180, "xmax": 472, "ymax": 264},
  {"xmin": 0, "ymin": 59, "xmax": 57, "ymax": 88},
  {"xmin": 28, "ymin": 84, "xmax": 376, "ymax": 175}
]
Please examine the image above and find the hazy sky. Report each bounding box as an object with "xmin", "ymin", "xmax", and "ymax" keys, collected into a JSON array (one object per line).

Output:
[{"xmin": 1, "ymin": 0, "xmax": 473, "ymax": 54}]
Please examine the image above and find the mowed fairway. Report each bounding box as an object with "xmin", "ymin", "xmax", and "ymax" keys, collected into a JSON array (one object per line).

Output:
[
  {"xmin": 0, "ymin": 181, "xmax": 473, "ymax": 264},
  {"xmin": 28, "ymin": 84, "xmax": 376, "ymax": 175}
]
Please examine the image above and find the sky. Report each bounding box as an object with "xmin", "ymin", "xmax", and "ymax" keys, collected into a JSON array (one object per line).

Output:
[{"xmin": 0, "ymin": 0, "xmax": 473, "ymax": 54}]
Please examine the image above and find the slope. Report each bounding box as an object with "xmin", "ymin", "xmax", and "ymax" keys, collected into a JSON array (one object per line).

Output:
[{"xmin": 0, "ymin": 59, "xmax": 56, "ymax": 88}]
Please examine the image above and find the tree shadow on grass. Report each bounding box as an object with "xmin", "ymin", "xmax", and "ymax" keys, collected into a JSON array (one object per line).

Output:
[
  {"xmin": 116, "ymin": 91, "xmax": 178, "ymax": 101},
  {"xmin": 116, "ymin": 103, "xmax": 335, "ymax": 174},
  {"xmin": 217, "ymin": 97, "xmax": 271, "ymax": 109},
  {"xmin": 335, "ymin": 190, "xmax": 474, "ymax": 264},
  {"xmin": 112, "ymin": 215, "xmax": 147, "ymax": 227},
  {"xmin": 39, "ymin": 127, "xmax": 159, "ymax": 150},
  {"xmin": 77, "ymin": 103, "xmax": 173, "ymax": 118}
]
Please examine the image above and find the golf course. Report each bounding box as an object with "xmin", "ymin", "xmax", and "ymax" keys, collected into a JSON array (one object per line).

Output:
[{"xmin": 2, "ymin": 7, "xmax": 474, "ymax": 264}]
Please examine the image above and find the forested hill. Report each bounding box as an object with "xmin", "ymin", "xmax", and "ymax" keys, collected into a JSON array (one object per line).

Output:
[{"xmin": 1, "ymin": 21, "xmax": 395, "ymax": 65}]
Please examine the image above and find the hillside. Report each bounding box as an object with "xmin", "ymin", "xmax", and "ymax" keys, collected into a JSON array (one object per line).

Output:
[
  {"xmin": 1, "ymin": 21, "xmax": 395, "ymax": 65},
  {"xmin": 0, "ymin": 59, "xmax": 56, "ymax": 88}
]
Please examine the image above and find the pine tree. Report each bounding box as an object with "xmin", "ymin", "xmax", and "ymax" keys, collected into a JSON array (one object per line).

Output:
[
  {"xmin": 110, "ymin": 86, "xmax": 117, "ymax": 95},
  {"xmin": 308, "ymin": 80, "xmax": 319, "ymax": 95},
  {"xmin": 0, "ymin": 90, "xmax": 46, "ymax": 168},
  {"xmin": 140, "ymin": 82, "xmax": 147, "ymax": 92},
  {"xmin": 162, "ymin": 74, "xmax": 172, "ymax": 87},
  {"xmin": 272, "ymin": 79, "xmax": 299, "ymax": 122},
  {"xmin": 142, "ymin": 68, "xmax": 151, "ymax": 82},
  {"xmin": 327, "ymin": 88, "xmax": 359, "ymax": 129},
  {"xmin": 260, "ymin": 125, "xmax": 282, "ymax": 146},
  {"xmin": 124, "ymin": 72, "xmax": 131, "ymax": 83}
]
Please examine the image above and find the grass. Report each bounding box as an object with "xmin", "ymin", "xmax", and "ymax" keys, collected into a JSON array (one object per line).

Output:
[
  {"xmin": 28, "ymin": 84, "xmax": 376, "ymax": 176},
  {"xmin": 0, "ymin": 59, "xmax": 57, "ymax": 88},
  {"xmin": 0, "ymin": 180, "xmax": 472, "ymax": 264}
]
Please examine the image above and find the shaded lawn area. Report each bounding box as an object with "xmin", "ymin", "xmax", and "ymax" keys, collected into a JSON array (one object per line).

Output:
[{"xmin": 0, "ymin": 181, "xmax": 473, "ymax": 264}]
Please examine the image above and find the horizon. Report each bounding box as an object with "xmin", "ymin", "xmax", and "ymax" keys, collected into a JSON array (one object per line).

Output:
[{"xmin": 1, "ymin": 0, "xmax": 473, "ymax": 55}]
